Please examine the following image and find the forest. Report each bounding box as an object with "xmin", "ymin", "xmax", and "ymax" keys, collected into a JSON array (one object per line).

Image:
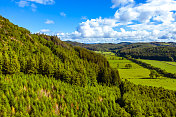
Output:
[
  {"xmin": 119, "ymin": 46, "xmax": 176, "ymax": 61},
  {"xmin": 1, "ymin": 15, "xmax": 176, "ymax": 116},
  {"xmin": 0, "ymin": 15, "xmax": 119, "ymax": 86},
  {"xmin": 67, "ymin": 41, "xmax": 176, "ymax": 61}
]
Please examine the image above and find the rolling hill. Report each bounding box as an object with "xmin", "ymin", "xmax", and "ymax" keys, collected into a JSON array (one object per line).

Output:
[{"xmin": 1, "ymin": 16, "xmax": 176, "ymax": 116}]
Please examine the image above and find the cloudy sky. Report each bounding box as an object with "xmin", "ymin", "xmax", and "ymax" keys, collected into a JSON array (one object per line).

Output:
[{"xmin": 1, "ymin": 0, "xmax": 176, "ymax": 43}]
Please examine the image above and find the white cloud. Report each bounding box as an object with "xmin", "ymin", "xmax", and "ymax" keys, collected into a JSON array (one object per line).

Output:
[
  {"xmin": 16, "ymin": 0, "xmax": 55, "ymax": 11},
  {"xmin": 31, "ymin": 3, "xmax": 37, "ymax": 12},
  {"xmin": 75, "ymin": 17, "xmax": 118, "ymax": 38},
  {"xmin": 40, "ymin": 29, "xmax": 50, "ymax": 33},
  {"xmin": 27, "ymin": 0, "xmax": 55, "ymax": 5},
  {"xmin": 58, "ymin": 0, "xmax": 176, "ymax": 43},
  {"xmin": 17, "ymin": 0, "xmax": 29, "ymax": 7},
  {"xmin": 111, "ymin": 0, "xmax": 134, "ymax": 8},
  {"xmin": 114, "ymin": 0, "xmax": 176, "ymax": 24},
  {"xmin": 45, "ymin": 19, "xmax": 54, "ymax": 24},
  {"xmin": 60, "ymin": 12, "xmax": 66, "ymax": 17}
]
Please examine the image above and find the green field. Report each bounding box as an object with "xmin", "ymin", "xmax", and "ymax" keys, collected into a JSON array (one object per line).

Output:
[
  {"xmin": 98, "ymin": 51, "xmax": 176, "ymax": 91},
  {"xmin": 128, "ymin": 78, "xmax": 176, "ymax": 91},
  {"xmin": 99, "ymin": 52, "xmax": 151, "ymax": 79},
  {"xmin": 139, "ymin": 59, "xmax": 176, "ymax": 74},
  {"xmin": 108, "ymin": 59, "xmax": 151, "ymax": 79}
]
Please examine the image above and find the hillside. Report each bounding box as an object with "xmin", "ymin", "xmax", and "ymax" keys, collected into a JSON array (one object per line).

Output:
[
  {"xmin": 119, "ymin": 46, "xmax": 176, "ymax": 61},
  {"xmin": 1, "ymin": 74, "xmax": 176, "ymax": 116},
  {"xmin": 0, "ymin": 15, "xmax": 120, "ymax": 86},
  {"xmin": 67, "ymin": 41, "xmax": 176, "ymax": 61},
  {"xmin": 1, "ymin": 16, "xmax": 176, "ymax": 116}
]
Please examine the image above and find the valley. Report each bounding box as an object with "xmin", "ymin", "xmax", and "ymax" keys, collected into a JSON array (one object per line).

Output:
[
  {"xmin": 0, "ymin": 15, "xmax": 176, "ymax": 116},
  {"xmin": 98, "ymin": 51, "xmax": 176, "ymax": 91}
]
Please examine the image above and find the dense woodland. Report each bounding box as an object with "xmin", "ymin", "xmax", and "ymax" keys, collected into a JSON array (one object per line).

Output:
[
  {"xmin": 1, "ymin": 15, "xmax": 176, "ymax": 116},
  {"xmin": 0, "ymin": 15, "xmax": 119, "ymax": 86},
  {"xmin": 1, "ymin": 74, "xmax": 176, "ymax": 116},
  {"xmin": 67, "ymin": 41, "xmax": 176, "ymax": 61},
  {"xmin": 119, "ymin": 46, "xmax": 176, "ymax": 61},
  {"xmin": 66, "ymin": 41, "xmax": 132, "ymax": 52}
]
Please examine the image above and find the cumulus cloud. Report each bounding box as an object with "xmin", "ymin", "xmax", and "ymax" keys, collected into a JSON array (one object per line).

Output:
[
  {"xmin": 74, "ymin": 17, "xmax": 118, "ymax": 38},
  {"xmin": 45, "ymin": 19, "xmax": 54, "ymax": 24},
  {"xmin": 58, "ymin": 17, "xmax": 119, "ymax": 40},
  {"xmin": 60, "ymin": 12, "xmax": 66, "ymax": 17},
  {"xmin": 58, "ymin": 0, "xmax": 176, "ymax": 43},
  {"xmin": 111, "ymin": 0, "xmax": 134, "ymax": 8},
  {"xmin": 40, "ymin": 29, "xmax": 50, "ymax": 33},
  {"xmin": 114, "ymin": 0, "xmax": 176, "ymax": 24}
]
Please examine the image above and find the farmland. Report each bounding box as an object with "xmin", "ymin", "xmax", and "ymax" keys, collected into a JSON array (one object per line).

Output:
[
  {"xmin": 138, "ymin": 59, "xmax": 176, "ymax": 74},
  {"xmin": 99, "ymin": 51, "xmax": 151, "ymax": 79},
  {"xmin": 98, "ymin": 51, "xmax": 176, "ymax": 91},
  {"xmin": 128, "ymin": 78, "xmax": 176, "ymax": 91}
]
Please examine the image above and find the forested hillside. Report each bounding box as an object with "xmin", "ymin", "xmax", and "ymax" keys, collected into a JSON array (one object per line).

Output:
[
  {"xmin": 66, "ymin": 41, "xmax": 132, "ymax": 51},
  {"xmin": 119, "ymin": 46, "xmax": 176, "ymax": 61},
  {"xmin": 1, "ymin": 16, "xmax": 176, "ymax": 116},
  {"xmin": 1, "ymin": 74, "xmax": 176, "ymax": 116},
  {"xmin": 0, "ymin": 15, "xmax": 120, "ymax": 86},
  {"xmin": 67, "ymin": 41, "xmax": 176, "ymax": 61}
]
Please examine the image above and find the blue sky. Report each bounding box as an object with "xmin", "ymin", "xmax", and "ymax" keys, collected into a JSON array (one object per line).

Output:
[
  {"xmin": 0, "ymin": 0, "xmax": 115, "ymax": 33},
  {"xmin": 0, "ymin": 0, "xmax": 176, "ymax": 43}
]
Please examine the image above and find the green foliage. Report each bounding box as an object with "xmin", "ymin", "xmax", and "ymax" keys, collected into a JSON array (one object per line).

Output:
[
  {"xmin": 149, "ymin": 70, "xmax": 159, "ymax": 79},
  {"xmin": 0, "ymin": 15, "xmax": 120, "ymax": 86},
  {"xmin": 119, "ymin": 46, "xmax": 176, "ymax": 61},
  {"xmin": 1, "ymin": 15, "xmax": 176, "ymax": 117},
  {"xmin": 125, "ymin": 64, "xmax": 132, "ymax": 69},
  {"xmin": 120, "ymin": 81, "xmax": 176, "ymax": 116},
  {"xmin": 1, "ymin": 74, "xmax": 176, "ymax": 116},
  {"xmin": 0, "ymin": 74, "xmax": 124, "ymax": 116}
]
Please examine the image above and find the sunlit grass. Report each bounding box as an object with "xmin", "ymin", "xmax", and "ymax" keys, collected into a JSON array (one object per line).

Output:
[
  {"xmin": 128, "ymin": 78, "xmax": 176, "ymax": 91},
  {"xmin": 139, "ymin": 59, "xmax": 176, "ymax": 74},
  {"xmin": 100, "ymin": 51, "xmax": 176, "ymax": 91}
]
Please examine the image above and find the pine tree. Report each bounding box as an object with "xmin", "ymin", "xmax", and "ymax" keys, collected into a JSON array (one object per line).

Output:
[
  {"xmin": 2, "ymin": 52, "xmax": 10, "ymax": 74},
  {"xmin": 0, "ymin": 52, "xmax": 3, "ymax": 74}
]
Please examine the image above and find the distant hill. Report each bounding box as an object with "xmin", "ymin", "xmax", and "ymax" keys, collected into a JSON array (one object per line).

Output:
[
  {"xmin": 66, "ymin": 41, "xmax": 176, "ymax": 61},
  {"xmin": 1, "ymin": 15, "xmax": 176, "ymax": 117}
]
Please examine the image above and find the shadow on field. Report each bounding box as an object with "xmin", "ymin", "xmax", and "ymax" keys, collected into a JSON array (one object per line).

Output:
[{"xmin": 139, "ymin": 78, "xmax": 157, "ymax": 79}]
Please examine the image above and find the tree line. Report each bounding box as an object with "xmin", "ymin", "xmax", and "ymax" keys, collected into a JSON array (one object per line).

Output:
[
  {"xmin": 119, "ymin": 46, "xmax": 176, "ymax": 61},
  {"xmin": 126, "ymin": 57, "xmax": 176, "ymax": 78}
]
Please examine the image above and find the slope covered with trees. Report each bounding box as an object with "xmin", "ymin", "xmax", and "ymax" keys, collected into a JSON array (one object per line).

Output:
[
  {"xmin": 119, "ymin": 46, "xmax": 176, "ymax": 61},
  {"xmin": 0, "ymin": 15, "xmax": 120, "ymax": 86},
  {"xmin": 1, "ymin": 74, "xmax": 176, "ymax": 116},
  {"xmin": 1, "ymin": 15, "xmax": 176, "ymax": 116},
  {"xmin": 67, "ymin": 41, "xmax": 176, "ymax": 61}
]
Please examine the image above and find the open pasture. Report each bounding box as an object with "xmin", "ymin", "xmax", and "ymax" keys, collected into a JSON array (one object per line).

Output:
[
  {"xmin": 139, "ymin": 59, "xmax": 176, "ymax": 74},
  {"xmin": 128, "ymin": 78, "xmax": 176, "ymax": 91},
  {"xmin": 100, "ymin": 51, "xmax": 176, "ymax": 90},
  {"xmin": 100, "ymin": 51, "xmax": 151, "ymax": 79}
]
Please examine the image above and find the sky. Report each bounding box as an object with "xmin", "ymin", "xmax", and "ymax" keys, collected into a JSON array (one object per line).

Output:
[{"xmin": 0, "ymin": 0, "xmax": 176, "ymax": 43}]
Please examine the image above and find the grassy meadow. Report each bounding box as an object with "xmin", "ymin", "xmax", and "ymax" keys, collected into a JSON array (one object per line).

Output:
[
  {"xmin": 138, "ymin": 59, "xmax": 176, "ymax": 74},
  {"xmin": 128, "ymin": 78, "xmax": 176, "ymax": 91},
  {"xmin": 97, "ymin": 51, "xmax": 176, "ymax": 91}
]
